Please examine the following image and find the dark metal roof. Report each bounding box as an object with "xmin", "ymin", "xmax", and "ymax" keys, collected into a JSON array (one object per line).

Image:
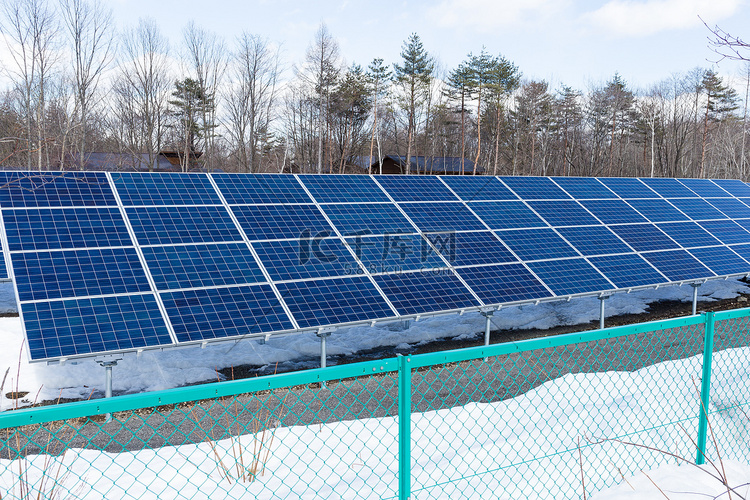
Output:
[{"xmin": 352, "ymin": 155, "xmax": 482, "ymax": 174}]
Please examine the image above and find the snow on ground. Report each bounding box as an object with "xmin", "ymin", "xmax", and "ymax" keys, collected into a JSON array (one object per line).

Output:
[
  {"xmin": 3, "ymin": 339, "xmax": 750, "ymax": 499},
  {"xmin": 594, "ymin": 460, "xmax": 750, "ymax": 499},
  {"xmin": 1, "ymin": 279, "xmax": 748, "ymax": 410}
]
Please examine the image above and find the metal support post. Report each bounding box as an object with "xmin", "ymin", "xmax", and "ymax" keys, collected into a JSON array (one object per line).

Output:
[
  {"xmin": 317, "ymin": 330, "xmax": 332, "ymax": 388},
  {"xmin": 96, "ymin": 357, "xmax": 121, "ymax": 422},
  {"xmin": 691, "ymin": 283, "xmax": 701, "ymax": 316},
  {"xmin": 398, "ymin": 355, "xmax": 412, "ymax": 500},
  {"xmin": 696, "ymin": 311, "xmax": 715, "ymax": 465},
  {"xmin": 598, "ymin": 295, "xmax": 609, "ymax": 330},
  {"xmin": 481, "ymin": 311, "xmax": 494, "ymax": 347}
]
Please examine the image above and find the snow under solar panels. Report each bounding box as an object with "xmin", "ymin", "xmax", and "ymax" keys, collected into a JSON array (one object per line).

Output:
[{"xmin": 4, "ymin": 171, "xmax": 750, "ymax": 363}]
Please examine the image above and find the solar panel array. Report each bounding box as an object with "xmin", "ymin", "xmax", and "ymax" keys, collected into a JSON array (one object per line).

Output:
[{"xmin": 3, "ymin": 171, "xmax": 750, "ymax": 363}]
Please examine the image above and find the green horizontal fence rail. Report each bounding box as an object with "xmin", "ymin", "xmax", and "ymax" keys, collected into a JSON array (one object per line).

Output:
[{"xmin": 0, "ymin": 308, "xmax": 748, "ymax": 499}]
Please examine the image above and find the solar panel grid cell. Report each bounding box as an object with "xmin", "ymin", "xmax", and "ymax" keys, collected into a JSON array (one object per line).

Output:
[
  {"xmin": 376, "ymin": 175, "xmax": 458, "ymax": 201},
  {"xmin": 21, "ymin": 294, "xmax": 172, "ymax": 359},
  {"xmin": 12, "ymin": 247, "xmax": 151, "ymax": 302},
  {"xmin": 698, "ymin": 220, "xmax": 750, "ymax": 244},
  {"xmin": 496, "ymin": 228, "xmax": 579, "ymax": 261},
  {"xmin": 625, "ymin": 199, "xmax": 690, "ymax": 222},
  {"xmin": 677, "ymin": 178, "xmax": 730, "ymax": 198},
  {"xmin": 467, "ymin": 201, "xmax": 547, "ymax": 229},
  {"xmin": 212, "ymin": 173, "xmax": 312, "ymax": 204},
  {"xmin": 0, "ymin": 172, "xmax": 116, "ymax": 208},
  {"xmin": 705, "ymin": 198, "xmax": 750, "ymax": 219},
  {"xmin": 344, "ymin": 234, "xmax": 447, "ymax": 273},
  {"xmin": 668, "ymin": 198, "xmax": 727, "ymax": 221},
  {"xmin": 456, "ymin": 263, "xmax": 553, "ymax": 304},
  {"xmin": 277, "ymin": 276, "xmax": 395, "ymax": 328},
  {"xmin": 527, "ymin": 258, "xmax": 613, "ymax": 295},
  {"xmin": 579, "ymin": 199, "xmax": 647, "ymax": 224},
  {"xmin": 321, "ymin": 203, "xmax": 416, "ymax": 236},
  {"xmin": 425, "ymin": 231, "xmax": 517, "ymax": 267},
  {"xmin": 609, "ymin": 224, "xmax": 680, "ymax": 252},
  {"xmin": 550, "ymin": 177, "xmax": 617, "ymax": 199},
  {"xmin": 113, "ymin": 172, "xmax": 221, "ymax": 206},
  {"xmin": 126, "ymin": 205, "xmax": 243, "ymax": 245},
  {"xmin": 555, "ymin": 226, "xmax": 632, "ymax": 256},
  {"xmin": 599, "ymin": 178, "xmax": 659, "ymax": 198},
  {"xmin": 440, "ymin": 176, "xmax": 518, "ymax": 201},
  {"xmin": 526, "ymin": 200, "xmax": 600, "ymax": 227},
  {"xmin": 253, "ymin": 238, "xmax": 361, "ymax": 281},
  {"xmin": 4, "ymin": 208, "xmax": 133, "ymax": 252},
  {"xmin": 588, "ymin": 254, "xmax": 667, "ymax": 288},
  {"xmin": 399, "ymin": 202, "xmax": 486, "ymax": 232},
  {"xmin": 142, "ymin": 243, "xmax": 266, "ymax": 291},
  {"xmin": 655, "ymin": 222, "xmax": 722, "ymax": 248},
  {"xmin": 373, "ymin": 271, "xmax": 479, "ymax": 315},
  {"xmin": 232, "ymin": 204, "xmax": 332, "ymax": 241},
  {"xmin": 500, "ymin": 176, "xmax": 571, "ymax": 200},
  {"xmin": 299, "ymin": 175, "xmax": 390, "ymax": 203},
  {"xmin": 638, "ymin": 178, "xmax": 697, "ymax": 198},
  {"xmin": 642, "ymin": 250, "xmax": 715, "ymax": 281},
  {"xmin": 161, "ymin": 285, "xmax": 293, "ymax": 342},
  {"xmin": 687, "ymin": 246, "xmax": 750, "ymax": 276}
]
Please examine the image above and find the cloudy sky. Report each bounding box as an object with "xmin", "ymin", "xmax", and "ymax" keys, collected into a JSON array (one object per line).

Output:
[{"xmin": 110, "ymin": 0, "xmax": 749, "ymax": 90}]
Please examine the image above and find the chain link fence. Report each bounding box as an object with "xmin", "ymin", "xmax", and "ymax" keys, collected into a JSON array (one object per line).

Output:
[{"xmin": 1, "ymin": 309, "xmax": 749, "ymax": 499}]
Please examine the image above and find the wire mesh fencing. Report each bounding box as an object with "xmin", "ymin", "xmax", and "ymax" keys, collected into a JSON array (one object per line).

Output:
[{"xmin": 1, "ymin": 309, "xmax": 749, "ymax": 500}]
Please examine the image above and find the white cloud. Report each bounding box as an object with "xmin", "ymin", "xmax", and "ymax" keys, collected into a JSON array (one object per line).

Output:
[
  {"xmin": 583, "ymin": 0, "xmax": 742, "ymax": 37},
  {"xmin": 428, "ymin": 0, "xmax": 563, "ymax": 31}
]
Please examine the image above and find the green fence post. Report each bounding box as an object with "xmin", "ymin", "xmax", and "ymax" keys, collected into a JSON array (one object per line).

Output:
[
  {"xmin": 696, "ymin": 311, "xmax": 715, "ymax": 465},
  {"xmin": 398, "ymin": 354, "xmax": 411, "ymax": 500}
]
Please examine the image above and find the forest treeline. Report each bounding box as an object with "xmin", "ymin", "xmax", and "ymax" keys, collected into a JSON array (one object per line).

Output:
[{"xmin": 1, "ymin": 0, "xmax": 749, "ymax": 179}]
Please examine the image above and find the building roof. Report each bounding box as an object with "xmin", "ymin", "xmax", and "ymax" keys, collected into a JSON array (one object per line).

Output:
[{"xmin": 353, "ymin": 155, "xmax": 482, "ymax": 174}]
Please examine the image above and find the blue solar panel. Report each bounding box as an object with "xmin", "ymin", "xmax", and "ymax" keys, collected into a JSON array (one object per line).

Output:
[
  {"xmin": 126, "ymin": 206, "xmax": 242, "ymax": 245},
  {"xmin": 496, "ymin": 228, "xmax": 579, "ymax": 261},
  {"xmin": 456, "ymin": 263, "xmax": 552, "ymax": 304},
  {"xmin": 698, "ymin": 220, "xmax": 750, "ymax": 244},
  {"xmin": 500, "ymin": 176, "xmax": 570, "ymax": 200},
  {"xmin": 728, "ymin": 243, "xmax": 750, "ymax": 262},
  {"xmin": 424, "ymin": 231, "xmax": 517, "ymax": 266},
  {"xmin": 642, "ymin": 250, "xmax": 714, "ymax": 281},
  {"xmin": 669, "ymin": 198, "xmax": 727, "ymax": 221},
  {"xmin": 638, "ymin": 178, "xmax": 696, "ymax": 198},
  {"xmin": 0, "ymin": 257, "xmax": 7, "ymax": 280},
  {"xmin": 142, "ymin": 243, "xmax": 266, "ymax": 290},
  {"xmin": 299, "ymin": 175, "xmax": 390, "ymax": 203},
  {"xmin": 373, "ymin": 271, "xmax": 479, "ymax": 315},
  {"xmin": 705, "ymin": 198, "xmax": 750, "ymax": 219},
  {"xmin": 344, "ymin": 234, "xmax": 447, "ymax": 273},
  {"xmin": 678, "ymin": 178, "xmax": 730, "ymax": 198},
  {"xmin": 212, "ymin": 173, "xmax": 311, "ymax": 204},
  {"xmin": 12, "ymin": 248, "xmax": 151, "ymax": 302},
  {"xmin": 687, "ymin": 246, "xmax": 750, "ymax": 276},
  {"xmin": 589, "ymin": 254, "xmax": 667, "ymax": 288},
  {"xmin": 579, "ymin": 199, "xmax": 647, "ymax": 224},
  {"xmin": 551, "ymin": 177, "xmax": 617, "ymax": 199},
  {"xmin": 376, "ymin": 175, "xmax": 458, "ymax": 201},
  {"xmin": 321, "ymin": 203, "xmax": 415, "ymax": 236},
  {"xmin": 253, "ymin": 238, "xmax": 360, "ymax": 281},
  {"xmin": 0, "ymin": 171, "xmax": 116, "ymax": 207},
  {"xmin": 625, "ymin": 199, "xmax": 690, "ymax": 223},
  {"xmin": 527, "ymin": 200, "xmax": 599, "ymax": 227},
  {"xmin": 527, "ymin": 258, "xmax": 613, "ymax": 295},
  {"xmin": 161, "ymin": 285, "xmax": 293, "ymax": 342},
  {"xmin": 609, "ymin": 224, "xmax": 680, "ymax": 252},
  {"xmin": 4, "ymin": 208, "xmax": 133, "ymax": 252},
  {"xmin": 112, "ymin": 172, "xmax": 221, "ymax": 206},
  {"xmin": 655, "ymin": 222, "xmax": 721, "ymax": 248},
  {"xmin": 556, "ymin": 226, "xmax": 632, "ymax": 256},
  {"xmin": 399, "ymin": 202, "xmax": 486, "ymax": 231},
  {"xmin": 232, "ymin": 204, "xmax": 332, "ymax": 241},
  {"xmin": 599, "ymin": 178, "xmax": 659, "ymax": 199},
  {"xmin": 277, "ymin": 276, "xmax": 395, "ymax": 328},
  {"xmin": 22, "ymin": 294, "xmax": 172, "ymax": 360},
  {"xmin": 468, "ymin": 201, "xmax": 547, "ymax": 230},
  {"xmin": 712, "ymin": 179, "xmax": 750, "ymax": 197},
  {"xmin": 440, "ymin": 176, "xmax": 517, "ymax": 201}
]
